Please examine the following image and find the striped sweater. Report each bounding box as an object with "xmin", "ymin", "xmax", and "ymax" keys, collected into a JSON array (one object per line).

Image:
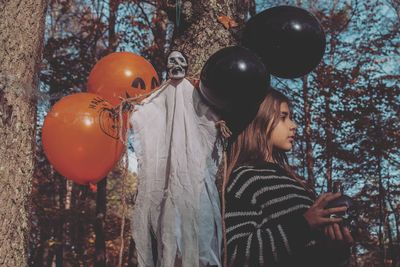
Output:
[{"xmin": 225, "ymin": 162, "xmax": 317, "ymax": 267}]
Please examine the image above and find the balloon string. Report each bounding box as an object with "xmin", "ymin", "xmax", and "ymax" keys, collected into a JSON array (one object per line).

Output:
[
  {"xmin": 176, "ymin": 0, "xmax": 182, "ymax": 28},
  {"xmin": 117, "ymin": 148, "xmax": 129, "ymax": 267},
  {"xmin": 117, "ymin": 103, "xmax": 130, "ymax": 267},
  {"xmin": 216, "ymin": 120, "xmax": 232, "ymax": 139},
  {"xmin": 221, "ymin": 148, "xmax": 228, "ymax": 267},
  {"xmin": 215, "ymin": 120, "xmax": 232, "ymax": 267}
]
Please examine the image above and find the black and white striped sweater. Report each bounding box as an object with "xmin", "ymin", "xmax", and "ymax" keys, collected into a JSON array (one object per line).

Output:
[{"xmin": 225, "ymin": 162, "xmax": 317, "ymax": 267}]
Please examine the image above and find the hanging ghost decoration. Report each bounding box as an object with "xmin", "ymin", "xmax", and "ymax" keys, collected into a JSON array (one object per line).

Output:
[
  {"xmin": 167, "ymin": 51, "xmax": 189, "ymax": 80},
  {"xmin": 130, "ymin": 52, "xmax": 222, "ymax": 267}
]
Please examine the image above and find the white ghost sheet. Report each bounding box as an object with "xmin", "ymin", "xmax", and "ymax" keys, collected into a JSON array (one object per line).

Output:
[{"xmin": 130, "ymin": 78, "xmax": 222, "ymax": 267}]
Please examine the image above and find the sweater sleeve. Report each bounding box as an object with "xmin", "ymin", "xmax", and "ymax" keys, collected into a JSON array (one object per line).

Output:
[{"xmin": 225, "ymin": 166, "xmax": 315, "ymax": 267}]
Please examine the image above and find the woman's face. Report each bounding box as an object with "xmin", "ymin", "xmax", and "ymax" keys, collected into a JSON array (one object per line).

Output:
[{"xmin": 270, "ymin": 102, "xmax": 297, "ymax": 151}]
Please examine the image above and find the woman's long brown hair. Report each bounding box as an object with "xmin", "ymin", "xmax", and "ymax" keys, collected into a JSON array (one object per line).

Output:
[{"xmin": 226, "ymin": 88, "xmax": 308, "ymax": 188}]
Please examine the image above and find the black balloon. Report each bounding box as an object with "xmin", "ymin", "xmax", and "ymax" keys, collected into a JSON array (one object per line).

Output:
[
  {"xmin": 199, "ymin": 46, "xmax": 270, "ymax": 133},
  {"xmin": 243, "ymin": 5, "xmax": 326, "ymax": 78}
]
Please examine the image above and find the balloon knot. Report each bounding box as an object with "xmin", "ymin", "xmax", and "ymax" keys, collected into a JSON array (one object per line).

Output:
[
  {"xmin": 89, "ymin": 183, "xmax": 97, "ymax": 192},
  {"xmin": 216, "ymin": 120, "xmax": 232, "ymax": 139},
  {"xmin": 192, "ymin": 78, "xmax": 200, "ymax": 89}
]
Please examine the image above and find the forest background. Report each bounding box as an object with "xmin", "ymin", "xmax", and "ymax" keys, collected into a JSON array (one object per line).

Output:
[{"xmin": 0, "ymin": 0, "xmax": 399, "ymax": 266}]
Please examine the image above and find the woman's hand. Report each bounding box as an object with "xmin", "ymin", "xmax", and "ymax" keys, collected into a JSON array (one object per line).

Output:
[
  {"xmin": 324, "ymin": 224, "xmax": 354, "ymax": 244},
  {"xmin": 303, "ymin": 192, "xmax": 348, "ymax": 229}
]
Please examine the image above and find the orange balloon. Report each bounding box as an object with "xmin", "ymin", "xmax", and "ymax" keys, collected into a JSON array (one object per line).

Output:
[
  {"xmin": 42, "ymin": 93, "xmax": 126, "ymax": 184},
  {"xmin": 87, "ymin": 52, "xmax": 160, "ymax": 106}
]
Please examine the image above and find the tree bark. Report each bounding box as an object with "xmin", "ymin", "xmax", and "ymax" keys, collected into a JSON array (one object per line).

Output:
[
  {"xmin": 0, "ymin": 0, "xmax": 47, "ymax": 266},
  {"xmin": 169, "ymin": 0, "xmax": 252, "ymax": 76}
]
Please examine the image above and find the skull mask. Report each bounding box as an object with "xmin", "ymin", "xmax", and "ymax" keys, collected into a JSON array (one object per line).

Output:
[{"xmin": 167, "ymin": 51, "xmax": 188, "ymax": 80}]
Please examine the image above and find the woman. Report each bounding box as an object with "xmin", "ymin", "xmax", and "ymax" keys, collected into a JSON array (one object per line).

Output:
[{"xmin": 224, "ymin": 89, "xmax": 353, "ymax": 267}]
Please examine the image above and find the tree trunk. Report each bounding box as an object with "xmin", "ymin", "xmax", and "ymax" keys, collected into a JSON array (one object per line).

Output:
[
  {"xmin": 169, "ymin": 0, "xmax": 252, "ymax": 76},
  {"xmin": 144, "ymin": 6, "xmax": 170, "ymax": 78},
  {"xmin": 0, "ymin": 0, "xmax": 47, "ymax": 266},
  {"xmin": 95, "ymin": 178, "xmax": 107, "ymax": 267},
  {"xmin": 386, "ymin": 188, "xmax": 400, "ymax": 244},
  {"xmin": 385, "ymin": 210, "xmax": 395, "ymax": 267},
  {"xmin": 324, "ymin": 36, "xmax": 336, "ymax": 193},
  {"xmin": 302, "ymin": 75, "xmax": 315, "ymax": 189},
  {"xmin": 325, "ymin": 93, "xmax": 333, "ymax": 192},
  {"xmin": 377, "ymin": 153, "xmax": 386, "ymax": 266},
  {"xmin": 94, "ymin": 1, "xmax": 121, "ymax": 264},
  {"xmin": 107, "ymin": 0, "xmax": 120, "ymax": 54},
  {"xmin": 70, "ymin": 184, "xmax": 87, "ymax": 265},
  {"xmin": 55, "ymin": 173, "xmax": 65, "ymax": 267}
]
